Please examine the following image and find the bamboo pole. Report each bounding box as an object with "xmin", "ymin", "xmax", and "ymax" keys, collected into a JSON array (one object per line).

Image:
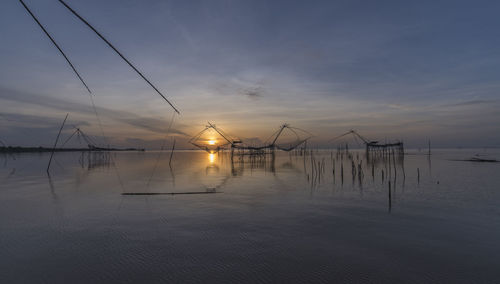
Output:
[
  {"xmin": 19, "ymin": 0, "xmax": 91, "ymax": 93},
  {"xmin": 169, "ymin": 138, "xmax": 176, "ymax": 166},
  {"xmin": 47, "ymin": 113, "xmax": 69, "ymax": 172},
  {"xmin": 388, "ymin": 181, "xmax": 392, "ymax": 212},
  {"xmin": 58, "ymin": 0, "xmax": 180, "ymax": 114}
]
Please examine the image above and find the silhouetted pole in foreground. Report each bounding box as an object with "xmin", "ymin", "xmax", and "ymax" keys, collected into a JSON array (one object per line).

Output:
[
  {"xmin": 169, "ymin": 138, "xmax": 176, "ymax": 166},
  {"xmin": 57, "ymin": 0, "xmax": 180, "ymax": 114},
  {"xmin": 47, "ymin": 113, "xmax": 69, "ymax": 173},
  {"xmin": 18, "ymin": 0, "xmax": 91, "ymax": 94}
]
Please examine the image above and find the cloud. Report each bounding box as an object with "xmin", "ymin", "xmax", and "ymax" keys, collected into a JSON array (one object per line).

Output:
[
  {"xmin": 0, "ymin": 112, "xmax": 90, "ymax": 128},
  {"xmin": 442, "ymin": 99, "xmax": 496, "ymax": 108},
  {"xmin": 242, "ymin": 86, "xmax": 264, "ymax": 100},
  {"xmin": 0, "ymin": 87, "xmax": 188, "ymax": 137}
]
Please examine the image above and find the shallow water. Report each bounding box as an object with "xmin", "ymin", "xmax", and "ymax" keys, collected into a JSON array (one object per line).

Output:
[{"xmin": 1, "ymin": 149, "xmax": 500, "ymax": 283}]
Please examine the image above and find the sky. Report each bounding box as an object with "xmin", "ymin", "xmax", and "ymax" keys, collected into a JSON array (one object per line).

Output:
[{"xmin": 1, "ymin": 0, "xmax": 499, "ymax": 149}]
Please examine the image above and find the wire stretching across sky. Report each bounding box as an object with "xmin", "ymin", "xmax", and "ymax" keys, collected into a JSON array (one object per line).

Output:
[
  {"xmin": 57, "ymin": 0, "xmax": 180, "ymax": 114},
  {"xmin": 18, "ymin": 0, "xmax": 91, "ymax": 94}
]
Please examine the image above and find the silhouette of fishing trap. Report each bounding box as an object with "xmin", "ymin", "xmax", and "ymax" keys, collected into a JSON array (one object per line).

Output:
[
  {"xmin": 190, "ymin": 122, "xmax": 312, "ymax": 155},
  {"xmin": 329, "ymin": 130, "xmax": 404, "ymax": 157}
]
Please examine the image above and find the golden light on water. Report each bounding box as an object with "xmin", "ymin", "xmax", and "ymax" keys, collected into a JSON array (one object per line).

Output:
[{"xmin": 208, "ymin": 153, "xmax": 216, "ymax": 163}]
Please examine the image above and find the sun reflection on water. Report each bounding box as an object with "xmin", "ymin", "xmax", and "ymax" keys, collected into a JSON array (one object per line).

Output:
[{"xmin": 208, "ymin": 153, "xmax": 216, "ymax": 163}]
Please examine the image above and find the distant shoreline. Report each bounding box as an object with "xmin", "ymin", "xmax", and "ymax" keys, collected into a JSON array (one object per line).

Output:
[{"xmin": 0, "ymin": 146, "xmax": 145, "ymax": 153}]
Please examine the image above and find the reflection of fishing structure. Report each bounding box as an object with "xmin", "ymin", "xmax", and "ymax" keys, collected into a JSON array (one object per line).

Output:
[
  {"xmin": 78, "ymin": 151, "xmax": 111, "ymax": 170},
  {"xmin": 205, "ymin": 151, "xmax": 309, "ymax": 191},
  {"xmin": 190, "ymin": 122, "xmax": 312, "ymax": 156},
  {"xmin": 198, "ymin": 152, "xmax": 229, "ymax": 191},
  {"xmin": 230, "ymin": 152, "xmax": 277, "ymax": 176}
]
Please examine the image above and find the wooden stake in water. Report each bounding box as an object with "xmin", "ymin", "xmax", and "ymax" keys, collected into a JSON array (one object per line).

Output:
[
  {"xmin": 371, "ymin": 162, "xmax": 375, "ymax": 181},
  {"xmin": 169, "ymin": 138, "xmax": 176, "ymax": 166},
  {"xmin": 341, "ymin": 163, "xmax": 344, "ymax": 185},
  {"xmin": 332, "ymin": 159, "xmax": 336, "ymax": 184},
  {"xmin": 47, "ymin": 113, "xmax": 69, "ymax": 172},
  {"xmin": 388, "ymin": 181, "xmax": 392, "ymax": 212},
  {"xmin": 392, "ymin": 149, "xmax": 397, "ymax": 178},
  {"xmin": 318, "ymin": 161, "xmax": 321, "ymax": 183}
]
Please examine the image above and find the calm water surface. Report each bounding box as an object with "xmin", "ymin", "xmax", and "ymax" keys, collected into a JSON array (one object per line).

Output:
[{"xmin": 1, "ymin": 149, "xmax": 500, "ymax": 283}]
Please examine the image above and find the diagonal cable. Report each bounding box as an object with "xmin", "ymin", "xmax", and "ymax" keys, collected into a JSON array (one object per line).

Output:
[
  {"xmin": 58, "ymin": 0, "xmax": 180, "ymax": 114},
  {"xmin": 19, "ymin": 0, "xmax": 91, "ymax": 94}
]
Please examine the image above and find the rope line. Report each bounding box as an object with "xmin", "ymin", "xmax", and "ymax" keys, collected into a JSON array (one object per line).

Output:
[
  {"xmin": 19, "ymin": 0, "xmax": 91, "ymax": 94},
  {"xmin": 58, "ymin": 0, "xmax": 180, "ymax": 114}
]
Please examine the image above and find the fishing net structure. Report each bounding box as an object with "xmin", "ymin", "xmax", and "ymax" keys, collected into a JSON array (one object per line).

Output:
[
  {"xmin": 329, "ymin": 130, "xmax": 369, "ymax": 149},
  {"xmin": 262, "ymin": 124, "xmax": 313, "ymax": 151},
  {"xmin": 58, "ymin": 127, "xmax": 99, "ymax": 149},
  {"xmin": 189, "ymin": 122, "xmax": 239, "ymax": 153},
  {"xmin": 190, "ymin": 123, "xmax": 312, "ymax": 154},
  {"xmin": 329, "ymin": 130, "xmax": 404, "ymax": 155}
]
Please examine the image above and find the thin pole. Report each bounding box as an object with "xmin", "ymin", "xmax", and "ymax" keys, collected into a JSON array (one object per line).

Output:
[
  {"xmin": 47, "ymin": 113, "xmax": 69, "ymax": 172},
  {"xmin": 60, "ymin": 128, "xmax": 79, "ymax": 148},
  {"xmin": 169, "ymin": 138, "xmax": 176, "ymax": 166},
  {"xmin": 19, "ymin": 0, "xmax": 91, "ymax": 94},
  {"xmin": 388, "ymin": 181, "xmax": 392, "ymax": 212},
  {"xmin": 57, "ymin": 0, "xmax": 180, "ymax": 114},
  {"xmin": 207, "ymin": 122, "xmax": 233, "ymax": 145},
  {"xmin": 271, "ymin": 124, "xmax": 287, "ymax": 146}
]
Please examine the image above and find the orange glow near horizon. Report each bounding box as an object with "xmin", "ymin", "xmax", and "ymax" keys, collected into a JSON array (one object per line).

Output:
[{"xmin": 208, "ymin": 140, "xmax": 216, "ymax": 145}]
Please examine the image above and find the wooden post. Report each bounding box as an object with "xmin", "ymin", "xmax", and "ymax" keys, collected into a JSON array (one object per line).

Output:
[
  {"xmin": 388, "ymin": 181, "xmax": 392, "ymax": 212},
  {"xmin": 47, "ymin": 113, "xmax": 68, "ymax": 172},
  {"xmin": 341, "ymin": 163, "xmax": 344, "ymax": 185},
  {"xmin": 169, "ymin": 138, "xmax": 176, "ymax": 166}
]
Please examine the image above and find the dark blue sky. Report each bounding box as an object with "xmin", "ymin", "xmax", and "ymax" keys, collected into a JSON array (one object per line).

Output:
[{"xmin": 1, "ymin": 0, "xmax": 499, "ymax": 148}]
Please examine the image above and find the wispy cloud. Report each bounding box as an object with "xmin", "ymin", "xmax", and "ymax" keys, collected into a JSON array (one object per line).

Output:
[
  {"xmin": 441, "ymin": 99, "xmax": 496, "ymax": 108},
  {"xmin": 0, "ymin": 87, "xmax": 188, "ymax": 146},
  {"xmin": 242, "ymin": 86, "xmax": 264, "ymax": 100}
]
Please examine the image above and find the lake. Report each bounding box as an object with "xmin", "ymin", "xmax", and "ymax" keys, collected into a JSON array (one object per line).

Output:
[{"xmin": 1, "ymin": 149, "xmax": 500, "ymax": 283}]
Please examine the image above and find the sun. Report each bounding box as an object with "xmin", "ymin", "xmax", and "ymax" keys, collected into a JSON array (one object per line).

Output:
[{"xmin": 208, "ymin": 140, "xmax": 216, "ymax": 145}]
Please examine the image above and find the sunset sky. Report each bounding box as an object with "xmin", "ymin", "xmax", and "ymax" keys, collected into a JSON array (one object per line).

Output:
[{"xmin": 1, "ymin": 0, "xmax": 499, "ymax": 149}]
